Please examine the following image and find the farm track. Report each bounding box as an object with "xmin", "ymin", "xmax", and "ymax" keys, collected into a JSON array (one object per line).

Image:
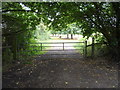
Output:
[{"xmin": 3, "ymin": 38, "xmax": 118, "ymax": 88}]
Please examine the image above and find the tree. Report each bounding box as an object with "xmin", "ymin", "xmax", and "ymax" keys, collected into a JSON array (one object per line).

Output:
[
  {"xmin": 35, "ymin": 2, "xmax": 120, "ymax": 61},
  {"xmin": 2, "ymin": 2, "xmax": 120, "ymax": 62},
  {"xmin": 2, "ymin": 2, "xmax": 46, "ymax": 60}
]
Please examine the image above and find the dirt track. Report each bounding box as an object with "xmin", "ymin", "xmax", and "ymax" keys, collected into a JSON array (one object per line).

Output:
[
  {"xmin": 3, "ymin": 49, "xmax": 118, "ymax": 88},
  {"xmin": 3, "ymin": 38, "xmax": 118, "ymax": 88}
]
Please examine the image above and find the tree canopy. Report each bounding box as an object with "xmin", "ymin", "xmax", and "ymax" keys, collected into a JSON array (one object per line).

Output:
[{"xmin": 2, "ymin": 2, "xmax": 120, "ymax": 61}]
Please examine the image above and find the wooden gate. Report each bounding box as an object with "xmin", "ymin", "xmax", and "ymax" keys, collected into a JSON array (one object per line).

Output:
[
  {"xmin": 30, "ymin": 42, "xmax": 85, "ymax": 51},
  {"xmin": 3, "ymin": 38, "xmax": 103, "ymax": 59},
  {"xmin": 17, "ymin": 41, "xmax": 86, "ymax": 57}
]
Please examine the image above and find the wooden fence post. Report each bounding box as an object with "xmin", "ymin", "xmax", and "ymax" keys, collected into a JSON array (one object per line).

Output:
[
  {"xmin": 41, "ymin": 43, "xmax": 42, "ymax": 51},
  {"xmin": 91, "ymin": 37, "xmax": 94, "ymax": 58},
  {"xmin": 63, "ymin": 43, "xmax": 64, "ymax": 50},
  {"xmin": 12, "ymin": 35, "xmax": 17, "ymax": 60},
  {"xmin": 84, "ymin": 40, "xmax": 87, "ymax": 58}
]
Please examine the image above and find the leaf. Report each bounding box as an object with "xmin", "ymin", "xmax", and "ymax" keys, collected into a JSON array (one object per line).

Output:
[
  {"xmin": 51, "ymin": 70, "xmax": 54, "ymax": 73},
  {"xmin": 65, "ymin": 81, "xmax": 68, "ymax": 85}
]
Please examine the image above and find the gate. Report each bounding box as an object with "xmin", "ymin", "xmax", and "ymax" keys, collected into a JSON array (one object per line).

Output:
[
  {"xmin": 3, "ymin": 37, "xmax": 103, "ymax": 60},
  {"xmin": 18, "ymin": 41, "xmax": 86, "ymax": 58},
  {"xmin": 28, "ymin": 42, "xmax": 84, "ymax": 51}
]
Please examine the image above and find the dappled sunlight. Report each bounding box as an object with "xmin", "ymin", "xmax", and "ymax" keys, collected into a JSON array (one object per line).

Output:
[{"xmin": 2, "ymin": 2, "xmax": 119, "ymax": 88}]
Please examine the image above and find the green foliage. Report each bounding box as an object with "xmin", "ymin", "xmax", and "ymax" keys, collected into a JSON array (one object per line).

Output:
[
  {"xmin": 74, "ymin": 37, "xmax": 85, "ymax": 55},
  {"xmin": 16, "ymin": 35, "xmax": 49, "ymax": 61},
  {"xmin": 2, "ymin": 48, "xmax": 13, "ymax": 71},
  {"xmin": 86, "ymin": 44, "xmax": 109, "ymax": 57},
  {"xmin": 2, "ymin": 2, "xmax": 120, "ymax": 66},
  {"xmin": 34, "ymin": 22, "xmax": 51, "ymax": 40},
  {"xmin": 2, "ymin": 48, "xmax": 13, "ymax": 64},
  {"xmin": 2, "ymin": 2, "xmax": 51, "ymax": 68}
]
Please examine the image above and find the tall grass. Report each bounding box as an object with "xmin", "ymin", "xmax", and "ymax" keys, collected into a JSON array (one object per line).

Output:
[
  {"xmin": 74, "ymin": 37, "xmax": 85, "ymax": 55},
  {"xmin": 74, "ymin": 37, "xmax": 108, "ymax": 57},
  {"xmin": 2, "ymin": 38, "xmax": 51, "ymax": 71}
]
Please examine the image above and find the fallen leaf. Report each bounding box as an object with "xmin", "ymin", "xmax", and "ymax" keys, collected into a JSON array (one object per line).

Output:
[
  {"xmin": 51, "ymin": 70, "xmax": 54, "ymax": 73},
  {"xmin": 16, "ymin": 82, "xmax": 19, "ymax": 85},
  {"xmin": 65, "ymin": 81, "xmax": 68, "ymax": 85},
  {"xmin": 95, "ymin": 81, "xmax": 98, "ymax": 83},
  {"xmin": 113, "ymin": 86, "xmax": 115, "ymax": 88},
  {"xmin": 64, "ymin": 68, "xmax": 67, "ymax": 70}
]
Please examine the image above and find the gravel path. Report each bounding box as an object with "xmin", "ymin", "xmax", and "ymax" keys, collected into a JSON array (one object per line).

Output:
[{"xmin": 3, "ymin": 39, "xmax": 118, "ymax": 88}]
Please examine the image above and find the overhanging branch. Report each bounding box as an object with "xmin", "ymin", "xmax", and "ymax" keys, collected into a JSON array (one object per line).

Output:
[{"xmin": 2, "ymin": 9, "xmax": 34, "ymax": 13}]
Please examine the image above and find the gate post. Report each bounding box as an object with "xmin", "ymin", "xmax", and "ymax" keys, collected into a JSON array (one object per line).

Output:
[
  {"xmin": 41, "ymin": 43, "xmax": 42, "ymax": 51},
  {"xmin": 63, "ymin": 43, "xmax": 64, "ymax": 50},
  {"xmin": 91, "ymin": 37, "xmax": 95, "ymax": 58},
  {"xmin": 12, "ymin": 35, "xmax": 17, "ymax": 60},
  {"xmin": 84, "ymin": 40, "xmax": 87, "ymax": 58}
]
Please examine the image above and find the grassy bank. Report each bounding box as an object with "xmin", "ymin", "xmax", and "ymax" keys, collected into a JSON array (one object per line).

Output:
[
  {"xmin": 74, "ymin": 37, "xmax": 108, "ymax": 58},
  {"xmin": 2, "ymin": 39, "xmax": 52, "ymax": 72}
]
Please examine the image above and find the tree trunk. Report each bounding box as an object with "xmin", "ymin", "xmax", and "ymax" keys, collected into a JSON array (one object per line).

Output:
[
  {"xmin": 71, "ymin": 34, "xmax": 73, "ymax": 39},
  {"xmin": 67, "ymin": 34, "xmax": 69, "ymax": 39}
]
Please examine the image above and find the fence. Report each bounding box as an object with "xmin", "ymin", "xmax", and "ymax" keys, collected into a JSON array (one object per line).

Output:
[
  {"xmin": 2, "ymin": 42, "xmax": 85, "ymax": 60},
  {"xmin": 2, "ymin": 38, "xmax": 106, "ymax": 60},
  {"xmin": 84, "ymin": 37, "xmax": 106, "ymax": 58}
]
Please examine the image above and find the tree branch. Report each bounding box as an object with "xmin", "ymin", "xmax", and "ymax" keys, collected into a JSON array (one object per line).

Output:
[
  {"xmin": 2, "ymin": 29, "xmax": 28, "ymax": 37},
  {"xmin": 2, "ymin": 9, "xmax": 33, "ymax": 13}
]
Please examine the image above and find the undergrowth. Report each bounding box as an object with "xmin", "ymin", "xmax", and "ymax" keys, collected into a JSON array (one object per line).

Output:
[{"xmin": 3, "ymin": 39, "xmax": 51, "ymax": 72}]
